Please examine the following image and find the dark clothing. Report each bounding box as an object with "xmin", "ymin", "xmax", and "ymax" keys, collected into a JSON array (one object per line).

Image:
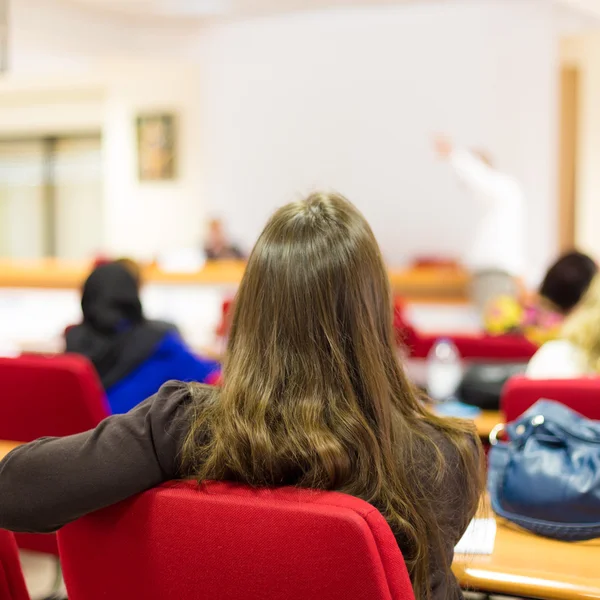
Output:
[
  {"xmin": 0, "ymin": 382, "xmax": 475, "ymax": 599},
  {"xmin": 101, "ymin": 333, "xmax": 220, "ymax": 414},
  {"xmin": 66, "ymin": 262, "xmax": 177, "ymax": 389},
  {"xmin": 204, "ymin": 244, "xmax": 245, "ymax": 261},
  {"xmin": 66, "ymin": 320, "xmax": 175, "ymax": 390}
]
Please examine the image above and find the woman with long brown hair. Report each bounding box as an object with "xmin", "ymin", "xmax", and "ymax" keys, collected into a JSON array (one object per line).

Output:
[{"xmin": 0, "ymin": 193, "xmax": 482, "ymax": 599}]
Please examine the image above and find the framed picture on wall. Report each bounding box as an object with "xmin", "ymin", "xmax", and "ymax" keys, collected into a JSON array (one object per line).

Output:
[{"xmin": 136, "ymin": 113, "xmax": 177, "ymax": 181}]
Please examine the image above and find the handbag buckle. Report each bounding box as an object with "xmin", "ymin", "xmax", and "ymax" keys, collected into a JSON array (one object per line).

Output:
[
  {"xmin": 490, "ymin": 415, "xmax": 545, "ymax": 446},
  {"xmin": 489, "ymin": 423, "xmax": 505, "ymax": 446}
]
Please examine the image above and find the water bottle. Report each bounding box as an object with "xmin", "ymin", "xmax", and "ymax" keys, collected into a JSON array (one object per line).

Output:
[{"xmin": 427, "ymin": 338, "xmax": 463, "ymax": 403}]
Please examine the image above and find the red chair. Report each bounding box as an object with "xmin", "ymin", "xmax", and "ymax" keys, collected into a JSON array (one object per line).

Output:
[
  {"xmin": 408, "ymin": 333, "xmax": 537, "ymax": 361},
  {"xmin": 59, "ymin": 481, "xmax": 415, "ymax": 600},
  {"xmin": 0, "ymin": 530, "xmax": 30, "ymax": 600},
  {"xmin": 216, "ymin": 298, "xmax": 234, "ymax": 338},
  {"xmin": 393, "ymin": 297, "xmax": 537, "ymax": 361},
  {"xmin": 0, "ymin": 354, "xmax": 109, "ymax": 555},
  {"xmin": 501, "ymin": 376, "xmax": 600, "ymax": 423}
]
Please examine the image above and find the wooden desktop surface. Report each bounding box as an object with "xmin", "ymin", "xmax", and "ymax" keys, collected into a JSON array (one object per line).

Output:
[
  {"xmin": 0, "ymin": 259, "xmax": 471, "ymax": 303},
  {"xmin": 473, "ymin": 410, "xmax": 503, "ymax": 441},
  {"xmin": 0, "ymin": 441, "xmax": 597, "ymax": 598},
  {"xmin": 0, "ymin": 440, "xmax": 20, "ymax": 459},
  {"xmin": 453, "ymin": 517, "xmax": 600, "ymax": 599}
]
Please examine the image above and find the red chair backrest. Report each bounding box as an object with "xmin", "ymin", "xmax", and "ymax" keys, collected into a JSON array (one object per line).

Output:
[
  {"xmin": 408, "ymin": 333, "xmax": 537, "ymax": 361},
  {"xmin": 0, "ymin": 530, "xmax": 30, "ymax": 600},
  {"xmin": 0, "ymin": 354, "xmax": 109, "ymax": 555},
  {"xmin": 0, "ymin": 354, "xmax": 108, "ymax": 441},
  {"xmin": 502, "ymin": 376, "xmax": 600, "ymax": 423},
  {"xmin": 59, "ymin": 481, "xmax": 415, "ymax": 600}
]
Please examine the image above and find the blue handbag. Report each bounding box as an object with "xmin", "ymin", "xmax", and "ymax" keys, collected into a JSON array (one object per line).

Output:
[{"xmin": 488, "ymin": 399, "xmax": 600, "ymax": 541}]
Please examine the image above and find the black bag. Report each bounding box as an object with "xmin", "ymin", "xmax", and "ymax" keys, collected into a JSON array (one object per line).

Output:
[{"xmin": 457, "ymin": 362, "xmax": 527, "ymax": 410}]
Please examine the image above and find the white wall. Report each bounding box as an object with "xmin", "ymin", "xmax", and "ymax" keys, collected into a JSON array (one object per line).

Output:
[
  {"xmin": 0, "ymin": 66, "xmax": 204, "ymax": 260},
  {"xmin": 195, "ymin": 0, "xmax": 559, "ymax": 281},
  {"xmin": 7, "ymin": 1, "xmax": 207, "ymax": 260},
  {"xmin": 101, "ymin": 61, "xmax": 204, "ymax": 259},
  {"xmin": 7, "ymin": 0, "xmax": 560, "ymax": 281}
]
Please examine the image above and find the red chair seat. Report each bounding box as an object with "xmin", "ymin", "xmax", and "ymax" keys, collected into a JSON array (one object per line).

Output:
[{"xmin": 59, "ymin": 481, "xmax": 414, "ymax": 600}]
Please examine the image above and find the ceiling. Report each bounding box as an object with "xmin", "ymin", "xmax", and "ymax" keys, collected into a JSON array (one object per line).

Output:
[
  {"xmin": 558, "ymin": 0, "xmax": 600, "ymax": 19},
  {"xmin": 60, "ymin": 0, "xmax": 600, "ymax": 22}
]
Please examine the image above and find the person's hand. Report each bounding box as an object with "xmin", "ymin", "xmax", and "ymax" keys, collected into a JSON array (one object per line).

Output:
[{"xmin": 433, "ymin": 135, "xmax": 452, "ymax": 159}]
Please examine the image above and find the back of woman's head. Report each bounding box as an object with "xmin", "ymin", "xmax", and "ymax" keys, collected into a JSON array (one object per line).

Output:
[
  {"xmin": 539, "ymin": 251, "xmax": 597, "ymax": 314},
  {"xmin": 81, "ymin": 262, "xmax": 143, "ymax": 333},
  {"xmin": 228, "ymin": 192, "xmax": 398, "ymax": 428},
  {"xmin": 184, "ymin": 192, "xmax": 482, "ymax": 599}
]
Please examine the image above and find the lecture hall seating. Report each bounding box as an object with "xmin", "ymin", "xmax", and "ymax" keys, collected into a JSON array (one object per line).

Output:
[
  {"xmin": 394, "ymin": 298, "xmax": 538, "ymax": 361},
  {"xmin": 502, "ymin": 376, "xmax": 600, "ymax": 423},
  {"xmin": 0, "ymin": 354, "xmax": 109, "ymax": 555}
]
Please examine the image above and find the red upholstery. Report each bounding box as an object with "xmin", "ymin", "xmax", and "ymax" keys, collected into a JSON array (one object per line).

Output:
[
  {"xmin": 502, "ymin": 376, "xmax": 600, "ymax": 423},
  {"xmin": 0, "ymin": 354, "xmax": 109, "ymax": 555},
  {"xmin": 216, "ymin": 298, "xmax": 234, "ymax": 337},
  {"xmin": 59, "ymin": 481, "xmax": 415, "ymax": 600},
  {"xmin": 0, "ymin": 354, "xmax": 108, "ymax": 441},
  {"xmin": 408, "ymin": 333, "xmax": 537, "ymax": 361},
  {"xmin": 0, "ymin": 530, "xmax": 30, "ymax": 600},
  {"xmin": 393, "ymin": 297, "xmax": 537, "ymax": 361}
]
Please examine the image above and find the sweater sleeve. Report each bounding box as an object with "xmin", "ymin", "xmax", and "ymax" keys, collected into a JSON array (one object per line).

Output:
[{"xmin": 0, "ymin": 380, "xmax": 194, "ymax": 534}]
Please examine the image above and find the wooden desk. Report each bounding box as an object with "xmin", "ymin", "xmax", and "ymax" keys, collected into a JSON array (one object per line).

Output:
[
  {"xmin": 473, "ymin": 410, "xmax": 503, "ymax": 441},
  {"xmin": 0, "ymin": 259, "xmax": 247, "ymax": 289},
  {"xmin": 0, "ymin": 259, "xmax": 471, "ymax": 303},
  {"xmin": 0, "ymin": 441, "xmax": 20, "ymax": 460},
  {"xmin": 453, "ymin": 518, "xmax": 600, "ymax": 599}
]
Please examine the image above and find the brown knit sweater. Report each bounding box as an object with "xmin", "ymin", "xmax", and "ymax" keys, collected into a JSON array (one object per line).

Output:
[{"xmin": 0, "ymin": 380, "xmax": 477, "ymax": 599}]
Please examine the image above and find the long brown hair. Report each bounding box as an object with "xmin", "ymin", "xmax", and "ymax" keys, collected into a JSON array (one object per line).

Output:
[{"xmin": 183, "ymin": 192, "xmax": 482, "ymax": 599}]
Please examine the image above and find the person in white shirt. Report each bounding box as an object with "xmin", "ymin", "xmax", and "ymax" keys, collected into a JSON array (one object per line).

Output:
[
  {"xmin": 434, "ymin": 135, "xmax": 526, "ymax": 312},
  {"xmin": 527, "ymin": 274, "xmax": 600, "ymax": 379}
]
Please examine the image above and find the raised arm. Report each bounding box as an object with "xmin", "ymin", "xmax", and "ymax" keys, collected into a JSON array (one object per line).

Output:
[
  {"xmin": 434, "ymin": 135, "xmax": 499, "ymax": 201},
  {"xmin": 0, "ymin": 381, "xmax": 193, "ymax": 533},
  {"xmin": 450, "ymin": 149, "xmax": 499, "ymax": 199}
]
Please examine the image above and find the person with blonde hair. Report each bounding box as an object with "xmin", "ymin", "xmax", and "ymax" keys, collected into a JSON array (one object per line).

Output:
[{"xmin": 527, "ymin": 274, "xmax": 600, "ymax": 379}]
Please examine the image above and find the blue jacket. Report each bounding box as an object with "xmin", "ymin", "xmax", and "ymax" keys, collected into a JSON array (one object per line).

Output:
[{"xmin": 106, "ymin": 332, "xmax": 220, "ymax": 414}]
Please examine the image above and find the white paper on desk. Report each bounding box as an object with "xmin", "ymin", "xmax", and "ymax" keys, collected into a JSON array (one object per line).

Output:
[{"xmin": 454, "ymin": 518, "xmax": 497, "ymax": 555}]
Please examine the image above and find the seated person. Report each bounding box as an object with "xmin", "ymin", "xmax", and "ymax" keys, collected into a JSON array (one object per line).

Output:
[
  {"xmin": 527, "ymin": 273, "xmax": 600, "ymax": 379},
  {"xmin": 1, "ymin": 193, "xmax": 482, "ymax": 600},
  {"xmin": 485, "ymin": 251, "xmax": 597, "ymax": 345},
  {"xmin": 204, "ymin": 218, "xmax": 245, "ymax": 260},
  {"xmin": 65, "ymin": 262, "xmax": 220, "ymax": 413}
]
